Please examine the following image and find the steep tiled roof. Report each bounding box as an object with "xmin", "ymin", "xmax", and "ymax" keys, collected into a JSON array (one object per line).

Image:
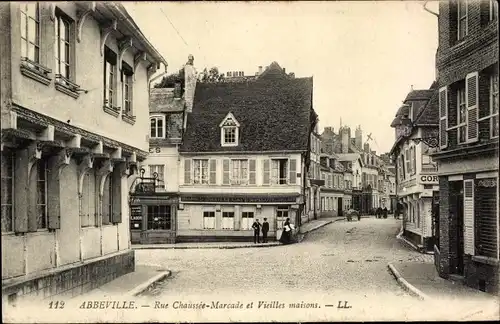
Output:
[
  {"xmin": 404, "ymin": 89, "xmax": 434, "ymax": 101},
  {"xmin": 179, "ymin": 77, "xmax": 314, "ymax": 153},
  {"xmin": 414, "ymin": 91, "xmax": 439, "ymax": 126},
  {"xmin": 150, "ymin": 88, "xmax": 185, "ymax": 113}
]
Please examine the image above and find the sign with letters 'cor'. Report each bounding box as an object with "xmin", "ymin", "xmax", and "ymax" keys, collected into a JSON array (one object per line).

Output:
[{"xmin": 419, "ymin": 174, "xmax": 438, "ymax": 185}]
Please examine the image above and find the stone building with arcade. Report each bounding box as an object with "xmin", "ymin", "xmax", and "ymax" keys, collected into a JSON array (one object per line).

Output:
[{"xmin": 1, "ymin": 2, "xmax": 166, "ymax": 304}]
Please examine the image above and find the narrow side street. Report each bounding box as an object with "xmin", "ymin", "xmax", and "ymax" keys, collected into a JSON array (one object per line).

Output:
[{"xmin": 132, "ymin": 218, "xmax": 446, "ymax": 321}]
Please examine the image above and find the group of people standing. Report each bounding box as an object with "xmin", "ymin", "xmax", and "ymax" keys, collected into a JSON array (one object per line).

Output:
[
  {"xmin": 376, "ymin": 207, "xmax": 389, "ymax": 219},
  {"xmin": 251, "ymin": 218, "xmax": 294, "ymax": 245}
]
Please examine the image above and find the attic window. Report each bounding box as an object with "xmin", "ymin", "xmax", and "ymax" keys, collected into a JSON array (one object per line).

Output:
[{"xmin": 219, "ymin": 112, "xmax": 240, "ymax": 147}]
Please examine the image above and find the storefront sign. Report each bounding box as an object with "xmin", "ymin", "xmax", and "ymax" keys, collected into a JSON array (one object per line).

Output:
[
  {"xmin": 149, "ymin": 147, "xmax": 161, "ymax": 153},
  {"xmin": 181, "ymin": 194, "xmax": 299, "ymax": 203},
  {"xmin": 420, "ymin": 174, "xmax": 438, "ymax": 185},
  {"xmin": 477, "ymin": 178, "xmax": 497, "ymax": 187},
  {"xmin": 130, "ymin": 205, "xmax": 142, "ymax": 221}
]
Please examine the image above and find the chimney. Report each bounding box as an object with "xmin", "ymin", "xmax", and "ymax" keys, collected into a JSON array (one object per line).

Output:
[
  {"xmin": 355, "ymin": 125, "xmax": 362, "ymax": 150},
  {"xmin": 173, "ymin": 81, "xmax": 182, "ymax": 98},
  {"xmin": 364, "ymin": 142, "xmax": 370, "ymax": 153},
  {"xmin": 341, "ymin": 128, "xmax": 350, "ymax": 154},
  {"xmin": 184, "ymin": 54, "xmax": 197, "ymax": 113},
  {"xmin": 283, "ymin": 68, "xmax": 286, "ymax": 74},
  {"xmin": 258, "ymin": 66, "xmax": 263, "ymax": 75}
]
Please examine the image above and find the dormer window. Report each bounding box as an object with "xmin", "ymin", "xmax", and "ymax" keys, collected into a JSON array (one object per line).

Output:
[{"xmin": 219, "ymin": 112, "xmax": 240, "ymax": 147}]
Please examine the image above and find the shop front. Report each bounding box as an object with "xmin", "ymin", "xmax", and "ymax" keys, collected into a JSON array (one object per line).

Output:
[
  {"xmin": 129, "ymin": 171, "xmax": 178, "ymax": 244},
  {"xmin": 176, "ymin": 193, "xmax": 302, "ymax": 242}
]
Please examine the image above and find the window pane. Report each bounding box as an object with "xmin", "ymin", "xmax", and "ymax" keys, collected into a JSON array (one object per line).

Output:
[
  {"xmin": 28, "ymin": 18, "xmax": 37, "ymax": 44},
  {"xmin": 20, "ymin": 13, "xmax": 27, "ymax": 38},
  {"xmin": 27, "ymin": 3, "xmax": 38, "ymax": 18}
]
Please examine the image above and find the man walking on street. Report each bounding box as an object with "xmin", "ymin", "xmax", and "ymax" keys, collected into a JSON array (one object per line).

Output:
[
  {"xmin": 252, "ymin": 219, "xmax": 262, "ymax": 244},
  {"xmin": 261, "ymin": 218, "xmax": 269, "ymax": 243}
]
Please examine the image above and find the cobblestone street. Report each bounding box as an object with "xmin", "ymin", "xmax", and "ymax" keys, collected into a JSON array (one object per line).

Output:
[{"xmin": 133, "ymin": 218, "xmax": 450, "ymax": 321}]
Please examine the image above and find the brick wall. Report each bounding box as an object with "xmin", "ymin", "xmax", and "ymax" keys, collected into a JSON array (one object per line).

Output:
[
  {"xmin": 438, "ymin": 176, "xmax": 450, "ymax": 277},
  {"xmin": 464, "ymin": 256, "xmax": 499, "ymax": 294}
]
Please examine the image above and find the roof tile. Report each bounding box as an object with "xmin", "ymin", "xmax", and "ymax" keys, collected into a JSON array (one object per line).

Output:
[{"xmin": 179, "ymin": 77, "xmax": 313, "ymax": 152}]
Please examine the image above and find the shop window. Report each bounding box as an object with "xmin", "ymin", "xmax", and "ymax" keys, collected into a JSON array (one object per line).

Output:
[
  {"xmin": 1, "ymin": 150, "xmax": 14, "ymax": 232},
  {"xmin": 147, "ymin": 205, "xmax": 171, "ymax": 230},
  {"xmin": 221, "ymin": 211, "xmax": 234, "ymax": 230},
  {"xmin": 203, "ymin": 211, "xmax": 215, "ymax": 229},
  {"xmin": 276, "ymin": 206, "xmax": 289, "ymax": 230},
  {"xmin": 241, "ymin": 211, "xmax": 254, "ymax": 230}
]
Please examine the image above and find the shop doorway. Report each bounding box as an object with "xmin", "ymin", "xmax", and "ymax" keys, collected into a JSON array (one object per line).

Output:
[{"xmin": 338, "ymin": 197, "xmax": 343, "ymax": 216}]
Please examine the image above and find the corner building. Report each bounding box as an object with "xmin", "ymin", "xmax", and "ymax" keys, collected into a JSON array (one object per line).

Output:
[
  {"xmin": 177, "ymin": 63, "xmax": 315, "ymax": 242},
  {"xmin": 1, "ymin": 2, "xmax": 167, "ymax": 303},
  {"xmin": 432, "ymin": 0, "xmax": 499, "ymax": 294}
]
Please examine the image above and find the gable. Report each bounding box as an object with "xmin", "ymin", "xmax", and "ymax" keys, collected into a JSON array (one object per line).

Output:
[{"xmin": 219, "ymin": 112, "xmax": 240, "ymax": 127}]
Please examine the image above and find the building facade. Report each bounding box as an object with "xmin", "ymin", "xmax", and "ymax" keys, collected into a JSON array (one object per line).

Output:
[
  {"xmin": 319, "ymin": 154, "xmax": 347, "ymax": 216},
  {"xmin": 1, "ymin": 2, "xmax": 166, "ymax": 304},
  {"xmin": 129, "ymin": 59, "xmax": 196, "ymax": 244},
  {"xmin": 304, "ymin": 129, "xmax": 322, "ymax": 222},
  {"xmin": 390, "ymin": 85, "xmax": 439, "ymax": 252},
  {"xmin": 176, "ymin": 64, "xmax": 315, "ymax": 242},
  {"xmin": 432, "ymin": 0, "xmax": 499, "ymax": 294}
]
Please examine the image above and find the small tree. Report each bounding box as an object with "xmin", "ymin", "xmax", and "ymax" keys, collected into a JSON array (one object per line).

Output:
[
  {"xmin": 198, "ymin": 66, "xmax": 225, "ymax": 83},
  {"xmin": 154, "ymin": 72, "xmax": 182, "ymax": 88}
]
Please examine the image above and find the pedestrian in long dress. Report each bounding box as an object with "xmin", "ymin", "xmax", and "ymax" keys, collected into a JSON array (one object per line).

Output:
[
  {"xmin": 279, "ymin": 218, "xmax": 292, "ymax": 244},
  {"xmin": 252, "ymin": 219, "xmax": 261, "ymax": 244},
  {"xmin": 261, "ymin": 218, "xmax": 269, "ymax": 243}
]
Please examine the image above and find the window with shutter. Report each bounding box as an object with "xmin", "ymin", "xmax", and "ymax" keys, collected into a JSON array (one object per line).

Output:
[
  {"xmin": 222, "ymin": 159, "xmax": 230, "ymax": 185},
  {"xmin": 263, "ymin": 159, "xmax": 270, "ymax": 185},
  {"xmin": 249, "ymin": 159, "xmax": 256, "ymax": 185},
  {"xmin": 183, "ymin": 159, "xmax": 191, "ymax": 184},
  {"xmin": 209, "ymin": 159, "xmax": 217, "ymax": 185},
  {"xmin": 466, "ymin": 72, "xmax": 479, "ymax": 143},
  {"xmin": 475, "ymin": 178, "xmax": 498, "ymax": 258},
  {"xmin": 288, "ymin": 159, "xmax": 297, "ymax": 185},
  {"xmin": 463, "ymin": 179, "xmax": 475, "ymax": 255},
  {"xmin": 439, "ymin": 87, "xmax": 448, "ymax": 149}
]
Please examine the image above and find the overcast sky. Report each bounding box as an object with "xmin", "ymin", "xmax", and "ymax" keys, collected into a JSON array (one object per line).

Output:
[{"xmin": 125, "ymin": 1, "xmax": 439, "ymax": 154}]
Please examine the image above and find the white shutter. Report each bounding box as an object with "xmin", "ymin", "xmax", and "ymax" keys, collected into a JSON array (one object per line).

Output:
[
  {"xmin": 263, "ymin": 159, "xmax": 270, "ymax": 185},
  {"xmin": 222, "ymin": 159, "xmax": 230, "ymax": 185},
  {"xmin": 466, "ymin": 72, "xmax": 479, "ymax": 143},
  {"xmin": 209, "ymin": 159, "xmax": 217, "ymax": 185},
  {"xmin": 463, "ymin": 179, "xmax": 475, "ymax": 255},
  {"xmin": 439, "ymin": 86, "xmax": 448, "ymax": 149},
  {"xmin": 289, "ymin": 158, "xmax": 297, "ymax": 185},
  {"xmin": 249, "ymin": 159, "xmax": 256, "ymax": 185},
  {"xmin": 184, "ymin": 159, "xmax": 192, "ymax": 184}
]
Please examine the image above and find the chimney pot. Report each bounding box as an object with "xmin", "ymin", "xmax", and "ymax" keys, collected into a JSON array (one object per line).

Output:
[
  {"xmin": 283, "ymin": 68, "xmax": 286, "ymax": 73},
  {"xmin": 258, "ymin": 66, "xmax": 263, "ymax": 74}
]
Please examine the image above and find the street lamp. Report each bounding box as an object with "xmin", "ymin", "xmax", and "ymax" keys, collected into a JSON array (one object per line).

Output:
[{"xmin": 399, "ymin": 116, "xmax": 439, "ymax": 148}]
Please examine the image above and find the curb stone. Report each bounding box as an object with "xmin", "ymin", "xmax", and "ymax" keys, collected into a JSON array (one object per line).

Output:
[
  {"xmin": 128, "ymin": 270, "xmax": 172, "ymax": 297},
  {"xmin": 297, "ymin": 217, "xmax": 345, "ymax": 243},
  {"xmin": 387, "ymin": 263, "xmax": 430, "ymax": 301},
  {"xmin": 133, "ymin": 243, "xmax": 281, "ymax": 250}
]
